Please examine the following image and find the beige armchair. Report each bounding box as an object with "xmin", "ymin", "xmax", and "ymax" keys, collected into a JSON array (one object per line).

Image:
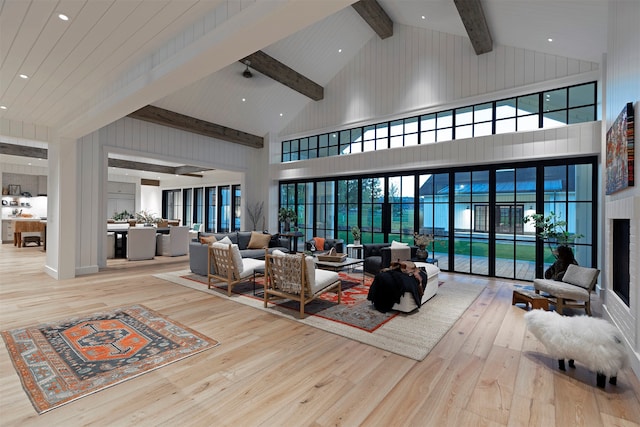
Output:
[
  {"xmin": 126, "ymin": 227, "xmax": 157, "ymax": 261},
  {"xmin": 207, "ymin": 242, "xmax": 264, "ymax": 296},
  {"xmin": 264, "ymin": 251, "xmax": 342, "ymax": 318},
  {"xmin": 533, "ymin": 264, "xmax": 600, "ymax": 315},
  {"xmin": 156, "ymin": 226, "xmax": 190, "ymax": 256}
]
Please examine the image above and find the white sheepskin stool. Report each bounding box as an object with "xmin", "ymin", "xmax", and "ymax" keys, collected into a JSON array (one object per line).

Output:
[{"xmin": 524, "ymin": 309, "xmax": 627, "ymax": 388}]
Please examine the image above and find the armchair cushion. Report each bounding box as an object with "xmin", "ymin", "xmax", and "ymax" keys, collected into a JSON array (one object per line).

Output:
[
  {"xmin": 562, "ymin": 264, "xmax": 599, "ymax": 290},
  {"xmin": 534, "ymin": 279, "xmax": 590, "ymax": 301}
]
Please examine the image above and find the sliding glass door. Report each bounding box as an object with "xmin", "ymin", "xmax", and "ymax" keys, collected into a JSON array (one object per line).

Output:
[{"xmin": 279, "ymin": 157, "xmax": 596, "ymax": 281}]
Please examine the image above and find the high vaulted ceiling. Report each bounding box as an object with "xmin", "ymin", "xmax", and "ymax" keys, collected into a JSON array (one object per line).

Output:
[{"xmin": 0, "ymin": 0, "xmax": 607, "ymax": 175}]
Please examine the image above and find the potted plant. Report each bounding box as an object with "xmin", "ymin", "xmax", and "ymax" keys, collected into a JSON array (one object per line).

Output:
[
  {"xmin": 278, "ymin": 207, "xmax": 296, "ymax": 232},
  {"xmin": 112, "ymin": 210, "xmax": 133, "ymax": 221},
  {"xmin": 413, "ymin": 232, "xmax": 434, "ymax": 261},
  {"xmin": 351, "ymin": 225, "xmax": 361, "ymax": 245},
  {"xmin": 247, "ymin": 201, "xmax": 264, "ymax": 231},
  {"xmin": 523, "ymin": 211, "xmax": 583, "ymax": 258},
  {"xmin": 135, "ymin": 210, "xmax": 161, "ymax": 226}
]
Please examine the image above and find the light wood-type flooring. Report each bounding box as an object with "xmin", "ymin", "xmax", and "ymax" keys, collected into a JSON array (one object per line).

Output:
[{"xmin": 1, "ymin": 244, "xmax": 639, "ymax": 427}]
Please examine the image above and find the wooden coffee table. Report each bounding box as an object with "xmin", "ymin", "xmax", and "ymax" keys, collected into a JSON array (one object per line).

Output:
[{"xmin": 314, "ymin": 256, "xmax": 365, "ymax": 281}]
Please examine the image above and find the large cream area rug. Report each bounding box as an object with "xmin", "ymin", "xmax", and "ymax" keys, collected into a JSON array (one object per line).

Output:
[{"xmin": 154, "ymin": 270, "xmax": 485, "ymax": 361}]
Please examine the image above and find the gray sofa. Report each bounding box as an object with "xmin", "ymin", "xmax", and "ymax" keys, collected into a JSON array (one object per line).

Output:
[
  {"xmin": 304, "ymin": 238, "xmax": 345, "ymax": 254},
  {"xmin": 189, "ymin": 231, "xmax": 290, "ymax": 276}
]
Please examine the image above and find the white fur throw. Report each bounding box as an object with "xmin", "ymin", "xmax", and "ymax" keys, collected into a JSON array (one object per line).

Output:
[{"xmin": 524, "ymin": 310, "xmax": 627, "ymax": 377}]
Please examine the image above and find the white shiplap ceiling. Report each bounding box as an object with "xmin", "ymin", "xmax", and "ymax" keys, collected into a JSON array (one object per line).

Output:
[{"xmin": 0, "ymin": 0, "xmax": 608, "ymax": 176}]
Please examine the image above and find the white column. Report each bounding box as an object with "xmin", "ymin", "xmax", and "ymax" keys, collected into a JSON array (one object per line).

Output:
[{"xmin": 45, "ymin": 137, "xmax": 77, "ymax": 279}]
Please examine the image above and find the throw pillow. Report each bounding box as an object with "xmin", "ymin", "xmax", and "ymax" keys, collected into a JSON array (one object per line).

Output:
[
  {"xmin": 247, "ymin": 231, "xmax": 271, "ymax": 249},
  {"xmin": 200, "ymin": 235, "xmax": 217, "ymax": 244},
  {"xmin": 391, "ymin": 240, "xmax": 409, "ymax": 248},
  {"xmin": 313, "ymin": 237, "xmax": 325, "ymax": 251},
  {"xmin": 272, "ymin": 249, "xmax": 286, "ymax": 257},
  {"xmin": 217, "ymin": 236, "xmax": 233, "ymax": 245}
]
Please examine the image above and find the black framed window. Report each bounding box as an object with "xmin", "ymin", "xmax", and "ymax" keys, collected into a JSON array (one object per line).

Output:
[
  {"xmin": 182, "ymin": 188, "xmax": 192, "ymax": 227},
  {"xmin": 281, "ymin": 82, "xmax": 597, "ymax": 162},
  {"xmin": 162, "ymin": 189, "xmax": 181, "ymax": 220},
  {"xmin": 205, "ymin": 186, "xmax": 217, "ymax": 232},
  {"xmin": 232, "ymin": 185, "xmax": 241, "ymax": 231},
  {"xmin": 194, "ymin": 187, "xmax": 204, "ymax": 225}
]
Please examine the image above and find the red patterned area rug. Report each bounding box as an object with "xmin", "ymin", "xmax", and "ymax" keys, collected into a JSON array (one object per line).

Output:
[
  {"xmin": 181, "ymin": 272, "xmax": 397, "ymax": 332},
  {"xmin": 1, "ymin": 304, "xmax": 219, "ymax": 414}
]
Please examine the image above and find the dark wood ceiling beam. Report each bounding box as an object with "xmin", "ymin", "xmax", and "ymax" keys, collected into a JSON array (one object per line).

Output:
[
  {"xmin": 240, "ymin": 51, "xmax": 324, "ymax": 101},
  {"xmin": 1, "ymin": 141, "xmax": 209, "ymax": 177},
  {"xmin": 351, "ymin": 0, "xmax": 393, "ymax": 40},
  {"xmin": 108, "ymin": 158, "xmax": 175, "ymax": 175},
  {"xmin": 0, "ymin": 142, "xmax": 47, "ymax": 159},
  {"xmin": 107, "ymin": 158, "xmax": 207, "ymax": 177},
  {"xmin": 175, "ymin": 165, "xmax": 211, "ymax": 175},
  {"xmin": 453, "ymin": 0, "xmax": 493, "ymax": 55},
  {"xmin": 127, "ymin": 105, "xmax": 263, "ymax": 149}
]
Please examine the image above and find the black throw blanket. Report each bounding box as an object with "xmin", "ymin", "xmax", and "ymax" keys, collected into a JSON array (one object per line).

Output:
[{"xmin": 367, "ymin": 269, "xmax": 427, "ymax": 313}]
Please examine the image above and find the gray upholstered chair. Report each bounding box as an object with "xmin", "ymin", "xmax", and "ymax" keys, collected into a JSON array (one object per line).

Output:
[
  {"xmin": 156, "ymin": 226, "xmax": 190, "ymax": 256},
  {"xmin": 126, "ymin": 227, "xmax": 157, "ymax": 261},
  {"xmin": 533, "ymin": 264, "xmax": 600, "ymax": 315}
]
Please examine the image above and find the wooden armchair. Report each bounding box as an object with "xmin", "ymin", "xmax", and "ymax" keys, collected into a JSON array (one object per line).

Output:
[
  {"xmin": 264, "ymin": 251, "xmax": 342, "ymax": 318},
  {"xmin": 207, "ymin": 242, "xmax": 264, "ymax": 296}
]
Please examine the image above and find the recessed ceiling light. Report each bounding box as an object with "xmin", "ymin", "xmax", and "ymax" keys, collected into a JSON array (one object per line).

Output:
[
  {"xmin": 338, "ymin": 48, "xmax": 342, "ymax": 53},
  {"xmin": 548, "ymin": 38, "xmax": 553, "ymax": 42},
  {"xmin": 0, "ymin": 106, "xmax": 7, "ymax": 110},
  {"xmin": 421, "ymin": 15, "xmax": 426, "ymax": 20},
  {"xmin": 279, "ymin": 113, "xmax": 283, "ymax": 117},
  {"xmin": 58, "ymin": 13, "xmax": 69, "ymax": 21},
  {"xmin": 28, "ymin": 163, "xmax": 32, "ymax": 166},
  {"xmin": 19, "ymin": 74, "xmax": 28, "ymax": 79},
  {"xmin": 242, "ymin": 98, "xmax": 246, "ymax": 102}
]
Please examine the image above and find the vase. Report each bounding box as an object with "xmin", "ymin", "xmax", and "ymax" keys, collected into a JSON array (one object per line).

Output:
[
  {"xmin": 415, "ymin": 245, "xmax": 427, "ymax": 261},
  {"xmin": 354, "ymin": 239, "xmax": 361, "ymax": 245}
]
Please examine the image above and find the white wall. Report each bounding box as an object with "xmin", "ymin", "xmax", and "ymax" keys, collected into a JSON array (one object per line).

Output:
[
  {"xmin": 140, "ymin": 185, "xmax": 161, "ymax": 217},
  {"xmin": 282, "ymin": 24, "xmax": 599, "ymax": 137},
  {"xmin": 603, "ymin": 0, "xmax": 640, "ymax": 376}
]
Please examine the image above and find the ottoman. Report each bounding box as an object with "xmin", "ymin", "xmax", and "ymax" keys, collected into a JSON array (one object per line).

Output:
[{"xmin": 392, "ymin": 263, "xmax": 440, "ymax": 312}]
